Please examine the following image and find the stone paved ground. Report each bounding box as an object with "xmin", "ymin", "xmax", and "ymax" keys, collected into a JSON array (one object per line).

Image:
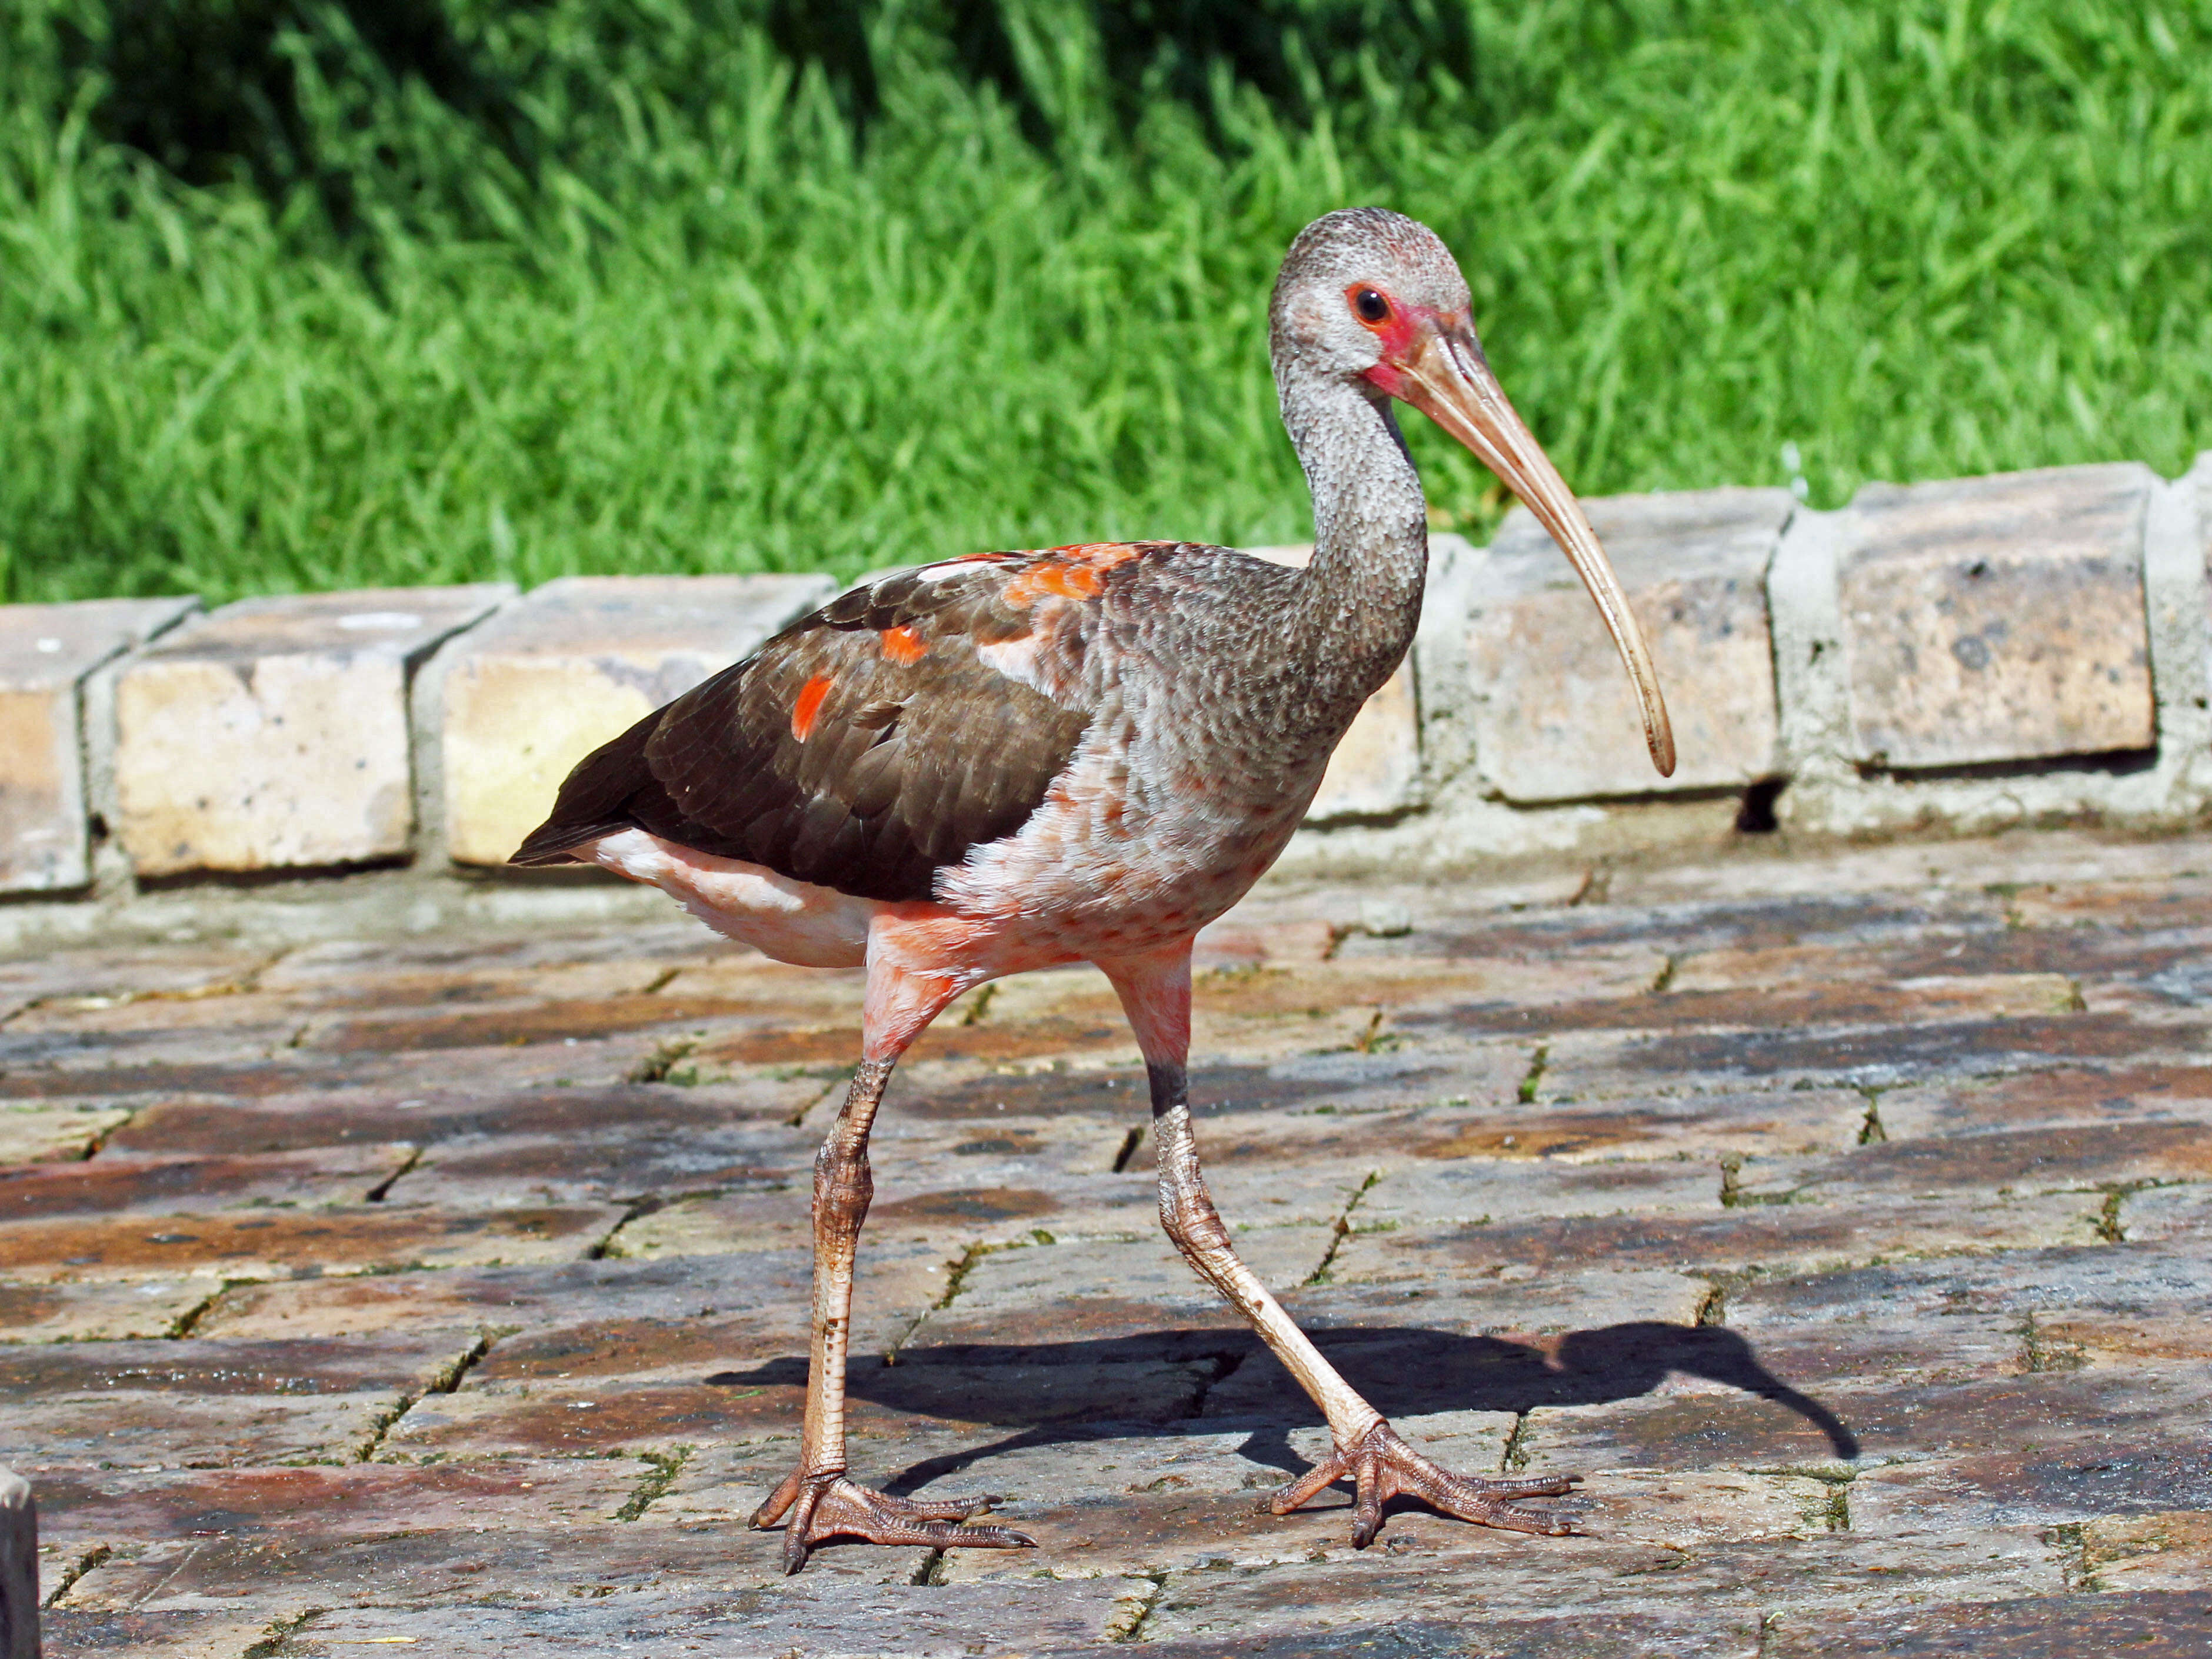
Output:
[{"xmin": 7, "ymin": 831, "xmax": 2212, "ymax": 1657}]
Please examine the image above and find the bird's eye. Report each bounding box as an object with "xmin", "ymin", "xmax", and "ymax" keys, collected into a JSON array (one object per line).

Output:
[{"xmin": 1353, "ymin": 288, "xmax": 1391, "ymax": 324}]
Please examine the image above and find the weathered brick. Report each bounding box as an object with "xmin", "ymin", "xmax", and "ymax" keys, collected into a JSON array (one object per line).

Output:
[
  {"xmin": 0, "ymin": 597, "xmax": 195, "ymax": 891},
  {"xmin": 0, "ymin": 1103, "xmax": 131, "ymax": 1163},
  {"xmin": 429, "ymin": 573, "xmax": 831, "ymax": 866},
  {"xmin": 2084, "ymin": 1511, "xmax": 2212, "ymax": 1593},
  {"xmin": 1141, "ymin": 1530, "xmax": 2063, "ymax": 1638},
  {"xmin": 0, "ymin": 1278, "xmax": 214, "ymax": 1344},
  {"xmin": 5, "ymin": 1391, "xmax": 398, "ymax": 1473},
  {"xmin": 113, "ymin": 587, "xmax": 507, "ymax": 874},
  {"xmin": 1731, "ymin": 1121, "xmax": 2212, "ymax": 1206},
  {"xmin": 1394, "ymin": 1089, "xmax": 1868, "ymax": 1162},
  {"xmin": 35, "ymin": 1459, "xmax": 639, "ymax": 1549},
  {"xmin": 1878, "ymin": 1063, "xmax": 2212, "ymax": 1140},
  {"xmin": 0, "ymin": 1204, "xmax": 624, "ymax": 1284},
  {"xmin": 36, "ymin": 1608, "xmax": 279, "ymax": 1657},
  {"xmin": 0, "ymin": 1145, "xmax": 414, "ymax": 1222},
  {"xmin": 1466, "ymin": 487, "xmax": 1790, "ymax": 801},
  {"xmin": 1761, "ymin": 1590, "xmax": 2212, "ymax": 1657},
  {"xmin": 1836, "ymin": 463, "xmax": 2157, "ymax": 768},
  {"xmin": 257, "ymin": 1581, "xmax": 1129, "ymax": 1655},
  {"xmin": 1337, "ymin": 1192, "xmax": 2104, "ymax": 1284}
]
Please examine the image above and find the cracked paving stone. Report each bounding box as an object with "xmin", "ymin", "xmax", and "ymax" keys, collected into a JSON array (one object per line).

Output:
[
  {"xmin": 1759, "ymin": 1588, "xmax": 2212, "ymax": 1656},
  {"xmin": 1118, "ymin": 1608, "xmax": 1765, "ymax": 1658},
  {"xmin": 0, "ymin": 1202, "xmax": 626, "ymax": 1282},
  {"xmin": 55, "ymin": 1519, "xmax": 938, "ymax": 1616},
  {"xmin": 0, "ymin": 1277, "xmax": 215, "ymax": 1342},
  {"xmin": 34, "ymin": 1608, "xmax": 281, "ymax": 1657},
  {"xmin": 1535, "ymin": 1008, "xmax": 2210, "ymax": 1099},
  {"xmin": 1330, "ymin": 1191, "xmax": 2106, "ymax": 1285},
  {"xmin": 0, "ymin": 1332, "xmax": 478, "ymax": 1473},
  {"xmin": 105, "ymin": 1075, "xmax": 816, "ymax": 1158},
  {"xmin": 192, "ymin": 1246, "xmax": 950, "ymax": 1348},
  {"xmin": 0, "ymin": 1143, "xmax": 417, "ymax": 1220},
  {"xmin": 0, "ymin": 1101, "xmax": 134, "ymax": 1162},
  {"xmin": 1392, "ymin": 1088, "xmax": 1870, "ymax": 1161},
  {"xmin": 1731, "ymin": 1120, "xmax": 2212, "ymax": 1205},
  {"xmin": 8, "ymin": 832, "xmax": 2212, "ymax": 1653},
  {"xmin": 2084, "ymin": 1510, "xmax": 2212, "ymax": 1591},
  {"xmin": 256, "ymin": 1578, "xmax": 1134, "ymax": 1656},
  {"xmin": 35, "ymin": 1458, "xmax": 642, "ymax": 1547},
  {"xmin": 1137, "ymin": 1525, "xmax": 2066, "ymax": 1640}
]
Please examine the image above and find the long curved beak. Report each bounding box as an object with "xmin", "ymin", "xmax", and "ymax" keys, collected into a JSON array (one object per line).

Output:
[{"xmin": 1393, "ymin": 323, "xmax": 1676, "ymax": 778}]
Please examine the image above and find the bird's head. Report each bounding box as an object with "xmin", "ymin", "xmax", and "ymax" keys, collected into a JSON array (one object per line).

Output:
[{"xmin": 1270, "ymin": 207, "xmax": 1675, "ymax": 779}]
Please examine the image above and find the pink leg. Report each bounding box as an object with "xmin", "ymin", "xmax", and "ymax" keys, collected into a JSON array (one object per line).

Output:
[
  {"xmin": 751, "ymin": 941, "xmax": 1034, "ymax": 1573},
  {"xmin": 1101, "ymin": 944, "xmax": 1578, "ymax": 1548}
]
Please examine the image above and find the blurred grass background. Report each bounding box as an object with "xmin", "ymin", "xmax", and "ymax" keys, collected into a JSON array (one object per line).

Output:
[{"xmin": 2, "ymin": 0, "xmax": 2208, "ymax": 604}]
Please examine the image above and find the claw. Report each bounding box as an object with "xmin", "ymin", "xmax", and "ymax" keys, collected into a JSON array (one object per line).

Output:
[
  {"xmin": 1270, "ymin": 1421, "xmax": 1580, "ymax": 1547},
  {"xmin": 754, "ymin": 1470, "xmax": 1037, "ymax": 1574}
]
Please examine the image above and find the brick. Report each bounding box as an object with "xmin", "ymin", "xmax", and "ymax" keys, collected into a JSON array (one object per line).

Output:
[
  {"xmin": 0, "ymin": 1333, "xmax": 467, "ymax": 1403},
  {"xmin": 2085, "ymin": 1511, "xmax": 2212, "ymax": 1592},
  {"xmin": 1357, "ymin": 1154, "xmax": 1719, "ymax": 1228},
  {"xmin": 1764, "ymin": 1590, "xmax": 2212, "ymax": 1658},
  {"xmin": 2121, "ymin": 1181, "xmax": 2212, "ymax": 1240},
  {"xmin": 0, "ymin": 1103, "xmax": 131, "ymax": 1163},
  {"xmin": 109, "ymin": 1077, "xmax": 808, "ymax": 1160},
  {"xmin": 1851, "ymin": 1431, "xmax": 2212, "ymax": 1535},
  {"xmin": 1731, "ymin": 1121, "xmax": 2212, "ymax": 1206},
  {"xmin": 62, "ymin": 1523, "xmax": 940, "ymax": 1611},
  {"xmin": 1879, "ymin": 1063, "xmax": 2212, "ymax": 1140},
  {"xmin": 1337, "ymin": 1192, "xmax": 2103, "ymax": 1284},
  {"xmin": 0, "ymin": 1279, "xmax": 213, "ymax": 1343},
  {"xmin": 0, "ymin": 1145, "xmax": 414, "ymax": 1222},
  {"xmin": 1395, "ymin": 1090, "xmax": 1868, "ymax": 1162},
  {"xmin": 0, "ymin": 597, "xmax": 195, "ymax": 891},
  {"xmin": 112, "ymin": 587, "xmax": 507, "ymax": 875},
  {"xmin": 430, "ymin": 573, "xmax": 831, "ymax": 866},
  {"xmin": 1537, "ymin": 1007, "xmax": 2197, "ymax": 1098},
  {"xmin": 1836, "ymin": 463, "xmax": 2157, "ymax": 768},
  {"xmin": 1285, "ymin": 1267, "xmax": 1711, "ymax": 1340},
  {"xmin": 0, "ymin": 1204, "xmax": 624, "ymax": 1284},
  {"xmin": 36, "ymin": 1608, "xmax": 278, "ymax": 1657},
  {"xmin": 257, "ymin": 1581, "xmax": 1130, "ymax": 1655},
  {"xmin": 0, "ymin": 943, "xmax": 265, "ymax": 1018},
  {"xmin": 5, "ymin": 1390, "xmax": 398, "ymax": 1473},
  {"xmin": 38, "ymin": 1464, "xmax": 639, "ymax": 1565},
  {"xmin": 1133, "ymin": 1611, "xmax": 1764, "ymax": 1659},
  {"xmin": 1141, "ymin": 1530, "xmax": 2062, "ymax": 1638},
  {"xmin": 193, "ymin": 1248, "xmax": 948, "ymax": 1345},
  {"xmin": 1465, "ymin": 487, "xmax": 1790, "ymax": 802}
]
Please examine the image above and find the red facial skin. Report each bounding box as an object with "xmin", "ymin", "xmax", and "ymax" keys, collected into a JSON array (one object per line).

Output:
[{"xmin": 1344, "ymin": 285, "xmax": 1468, "ymax": 398}]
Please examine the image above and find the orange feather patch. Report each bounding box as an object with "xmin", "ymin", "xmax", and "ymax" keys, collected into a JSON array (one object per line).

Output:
[
  {"xmin": 1002, "ymin": 542, "xmax": 1143, "ymax": 609},
  {"xmin": 791, "ymin": 674, "xmax": 834, "ymax": 742},
  {"xmin": 880, "ymin": 625, "xmax": 927, "ymax": 665}
]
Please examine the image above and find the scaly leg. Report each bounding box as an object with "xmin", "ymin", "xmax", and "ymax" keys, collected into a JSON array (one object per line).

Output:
[
  {"xmin": 1102, "ymin": 944, "xmax": 1578, "ymax": 1548},
  {"xmin": 751, "ymin": 952, "xmax": 1034, "ymax": 1573}
]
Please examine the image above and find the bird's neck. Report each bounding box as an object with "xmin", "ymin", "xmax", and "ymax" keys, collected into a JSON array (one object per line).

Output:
[{"xmin": 1282, "ymin": 374, "xmax": 1430, "ymax": 708}]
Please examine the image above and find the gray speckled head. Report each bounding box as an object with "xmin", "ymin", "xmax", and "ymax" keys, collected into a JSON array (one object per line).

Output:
[{"xmin": 1268, "ymin": 208, "xmax": 1474, "ymax": 388}]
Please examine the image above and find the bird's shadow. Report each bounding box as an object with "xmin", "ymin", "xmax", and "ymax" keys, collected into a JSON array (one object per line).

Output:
[{"xmin": 707, "ymin": 1320, "xmax": 1858, "ymax": 1497}]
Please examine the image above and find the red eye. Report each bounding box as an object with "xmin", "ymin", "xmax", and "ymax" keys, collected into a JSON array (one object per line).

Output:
[{"xmin": 1352, "ymin": 288, "xmax": 1391, "ymax": 325}]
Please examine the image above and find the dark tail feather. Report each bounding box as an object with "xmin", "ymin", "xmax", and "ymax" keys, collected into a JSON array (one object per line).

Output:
[{"xmin": 508, "ymin": 708, "xmax": 663, "ymax": 866}]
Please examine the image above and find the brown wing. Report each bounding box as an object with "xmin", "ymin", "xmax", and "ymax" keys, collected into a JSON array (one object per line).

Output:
[{"xmin": 510, "ymin": 544, "xmax": 1167, "ymax": 902}]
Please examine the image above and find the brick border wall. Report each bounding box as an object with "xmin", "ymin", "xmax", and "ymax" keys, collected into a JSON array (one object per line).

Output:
[{"xmin": 2, "ymin": 454, "xmax": 2206, "ymax": 907}]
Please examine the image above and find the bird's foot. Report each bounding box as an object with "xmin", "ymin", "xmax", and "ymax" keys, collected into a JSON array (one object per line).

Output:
[
  {"xmin": 1268, "ymin": 1421, "xmax": 1580, "ymax": 1548},
  {"xmin": 750, "ymin": 1467, "xmax": 1036, "ymax": 1575}
]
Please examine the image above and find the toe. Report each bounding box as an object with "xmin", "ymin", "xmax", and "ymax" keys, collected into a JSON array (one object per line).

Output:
[
  {"xmin": 1481, "ymin": 1499, "xmax": 1578, "ymax": 1537},
  {"xmin": 885, "ymin": 1490, "xmax": 1003, "ymax": 1522}
]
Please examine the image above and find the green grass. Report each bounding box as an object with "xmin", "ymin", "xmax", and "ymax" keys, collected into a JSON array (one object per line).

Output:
[{"xmin": 4, "ymin": 1, "xmax": 2209, "ymax": 605}]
